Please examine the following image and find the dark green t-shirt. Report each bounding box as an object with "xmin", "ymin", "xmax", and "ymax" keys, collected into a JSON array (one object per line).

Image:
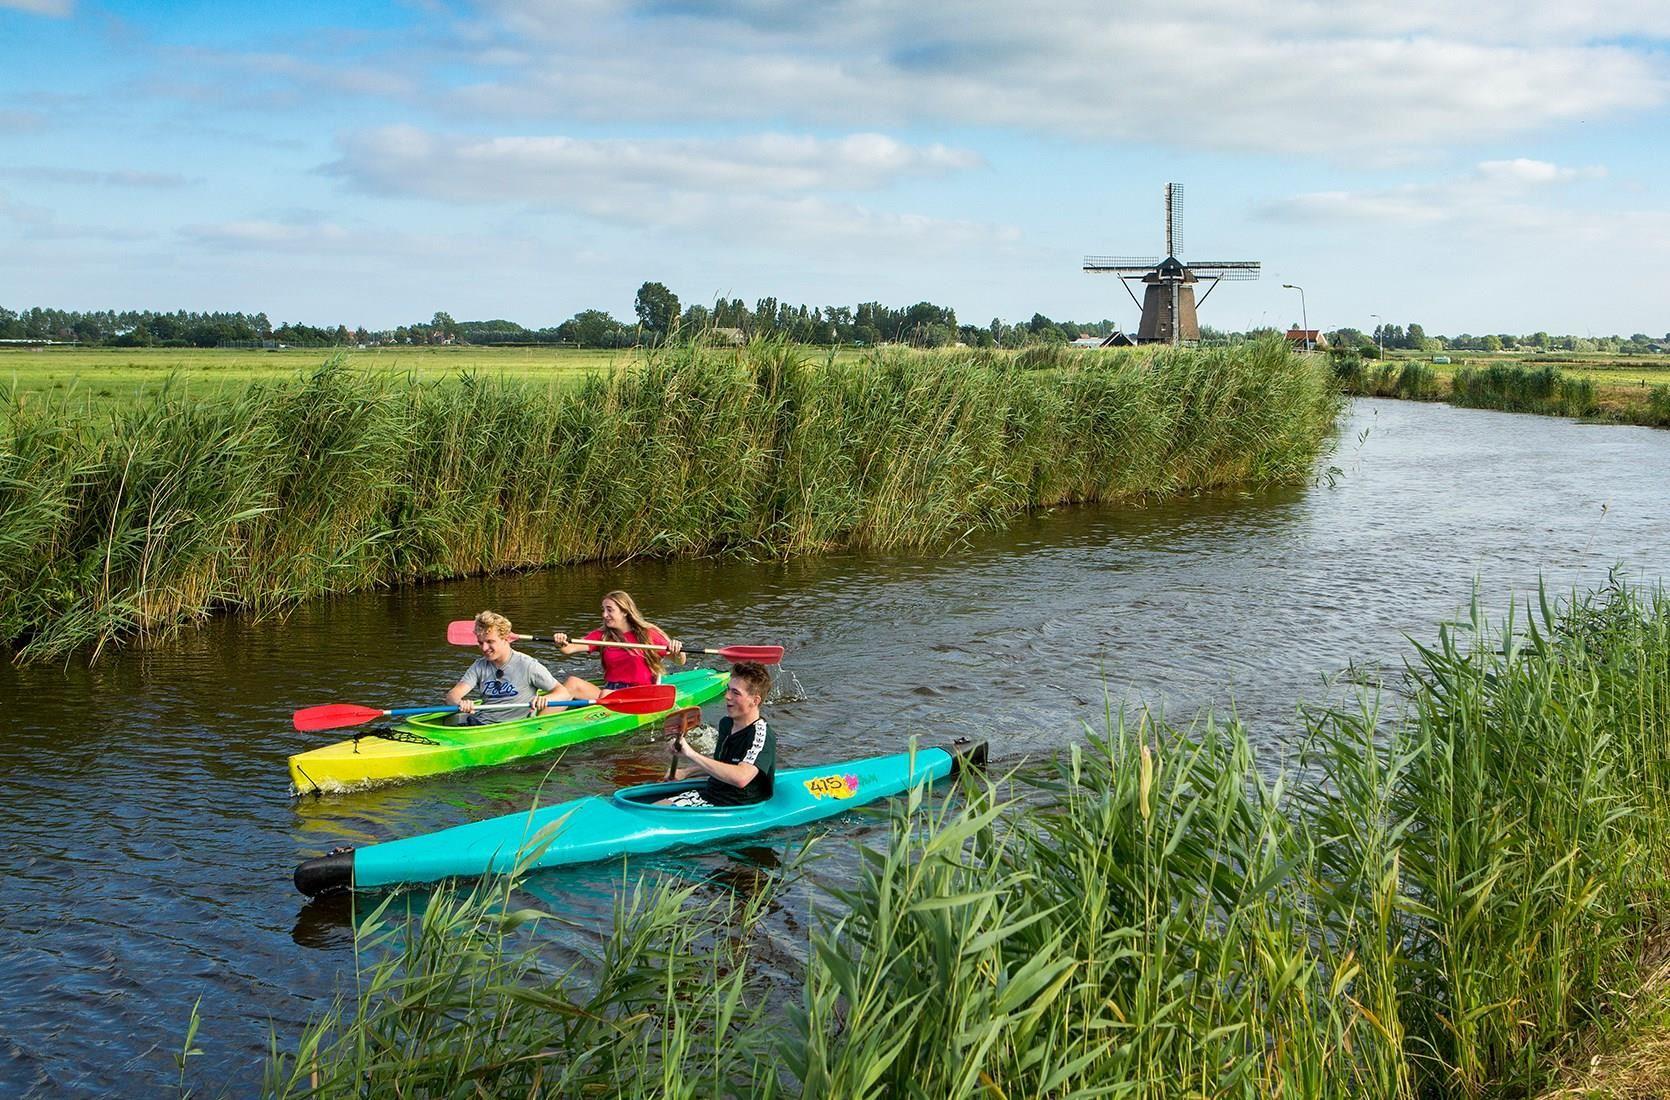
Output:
[{"xmin": 706, "ymin": 715, "xmax": 775, "ymax": 805}]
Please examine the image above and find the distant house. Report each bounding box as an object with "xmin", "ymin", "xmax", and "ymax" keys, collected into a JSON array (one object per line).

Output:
[
  {"xmin": 1071, "ymin": 333, "xmax": 1136, "ymax": 348},
  {"xmin": 710, "ymin": 327, "xmax": 746, "ymax": 346},
  {"xmin": 1285, "ymin": 328, "xmax": 1326, "ymax": 348}
]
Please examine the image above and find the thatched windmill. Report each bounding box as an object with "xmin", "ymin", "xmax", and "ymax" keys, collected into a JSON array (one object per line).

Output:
[{"xmin": 1083, "ymin": 184, "xmax": 1260, "ymax": 344}]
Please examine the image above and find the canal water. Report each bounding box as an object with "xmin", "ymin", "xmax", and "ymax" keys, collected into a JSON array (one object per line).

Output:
[{"xmin": 3, "ymin": 398, "xmax": 1668, "ymax": 1095}]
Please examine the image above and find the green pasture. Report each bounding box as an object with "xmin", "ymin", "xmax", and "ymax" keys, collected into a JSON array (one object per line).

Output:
[
  {"xmin": 1379, "ymin": 348, "xmax": 1670, "ymax": 388},
  {"xmin": 0, "ymin": 345, "xmax": 629, "ymax": 408}
]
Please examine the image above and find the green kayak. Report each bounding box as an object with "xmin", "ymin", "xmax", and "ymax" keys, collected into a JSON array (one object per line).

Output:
[{"xmin": 288, "ymin": 667, "xmax": 729, "ymax": 794}]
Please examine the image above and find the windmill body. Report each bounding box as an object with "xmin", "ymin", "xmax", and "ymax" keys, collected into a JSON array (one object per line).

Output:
[{"xmin": 1084, "ymin": 184, "xmax": 1260, "ymax": 345}]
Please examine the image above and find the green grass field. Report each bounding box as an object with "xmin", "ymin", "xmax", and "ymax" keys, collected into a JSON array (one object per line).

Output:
[
  {"xmin": 1380, "ymin": 349, "xmax": 1670, "ymax": 386},
  {"xmin": 0, "ymin": 345, "xmax": 632, "ymax": 408}
]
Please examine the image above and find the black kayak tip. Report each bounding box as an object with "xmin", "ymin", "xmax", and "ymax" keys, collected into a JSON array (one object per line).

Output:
[
  {"xmin": 948, "ymin": 738, "xmax": 989, "ymax": 776},
  {"xmin": 294, "ymin": 848, "xmax": 355, "ymax": 897}
]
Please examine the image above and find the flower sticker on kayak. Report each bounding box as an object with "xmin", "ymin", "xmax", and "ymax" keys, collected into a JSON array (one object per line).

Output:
[{"xmin": 804, "ymin": 773, "xmax": 859, "ymax": 800}]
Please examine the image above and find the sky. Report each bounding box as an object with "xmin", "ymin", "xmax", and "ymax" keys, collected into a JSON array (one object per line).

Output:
[{"xmin": 1, "ymin": 0, "xmax": 1667, "ymax": 336}]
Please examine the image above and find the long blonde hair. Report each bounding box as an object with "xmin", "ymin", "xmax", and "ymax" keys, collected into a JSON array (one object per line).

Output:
[{"xmin": 601, "ymin": 590, "xmax": 672, "ymax": 677}]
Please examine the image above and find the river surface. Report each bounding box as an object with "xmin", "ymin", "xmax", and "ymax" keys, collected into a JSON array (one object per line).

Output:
[{"xmin": 3, "ymin": 398, "xmax": 1669, "ymax": 1095}]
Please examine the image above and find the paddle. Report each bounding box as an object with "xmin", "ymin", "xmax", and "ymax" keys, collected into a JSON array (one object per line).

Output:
[
  {"xmin": 445, "ymin": 620, "xmax": 784, "ymax": 664},
  {"xmin": 662, "ymin": 706, "xmax": 704, "ymax": 781},
  {"xmin": 293, "ymin": 684, "xmax": 678, "ymax": 733}
]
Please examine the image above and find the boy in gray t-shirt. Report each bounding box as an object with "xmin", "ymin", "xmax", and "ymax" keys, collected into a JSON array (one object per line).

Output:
[{"xmin": 445, "ymin": 611, "xmax": 568, "ymax": 724}]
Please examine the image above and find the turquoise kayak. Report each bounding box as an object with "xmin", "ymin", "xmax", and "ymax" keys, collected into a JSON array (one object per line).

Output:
[{"xmin": 294, "ymin": 739, "xmax": 987, "ymax": 895}]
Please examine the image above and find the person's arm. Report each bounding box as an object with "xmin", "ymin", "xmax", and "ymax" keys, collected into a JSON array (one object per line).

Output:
[
  {"xmin": 528, "ymin": 661, "xmax": 563, "ymax": 715},
  {"xmin": 444, "ymin": 678, "xmax": 477, "ymax": 714},
  {"xmin": 657, "ymin": 630, "xmax": 688, "ymax": 665},
  {"xmin": 676, "ymin": 741, "xmax": 759, "ymax": 789},
  {"xmin": 548, "ymin": 632, "xmax": 593, "ymax": 656}
]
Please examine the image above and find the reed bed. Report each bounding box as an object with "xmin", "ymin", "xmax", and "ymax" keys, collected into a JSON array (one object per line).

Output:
[
  {"xmin": 1448, "ymin": 363, "xmax": 1599, "ymax": 418},
  {"xmin": 0, "ymin": 339, "xmax": 1336, "ymax": 661},
  {"xmin": 1330, "ymin": 356, "xmax": 1670, "ymax": 426},
  {"xmin": 246, "ymin": 581, "xmax": 1670, "ymax": 1098}
]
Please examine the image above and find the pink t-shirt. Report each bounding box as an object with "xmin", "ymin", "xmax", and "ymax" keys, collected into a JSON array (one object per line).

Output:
[{"xmin": 582, "ymin": 628, "xmax": 668, "ymax": 686}]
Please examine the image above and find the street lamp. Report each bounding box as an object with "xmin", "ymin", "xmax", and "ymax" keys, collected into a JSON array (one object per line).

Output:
[
  {"xmin": 1370, "ymin": 313, "xmax": 1382, "ymax": 356},
  {"xmin": 1282, "ymin": 284, "xmax": 1309, "ymax": 351}
]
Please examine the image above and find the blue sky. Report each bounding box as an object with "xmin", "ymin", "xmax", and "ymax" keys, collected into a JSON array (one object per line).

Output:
[{"xmin": 2, "ymin": 0, "xmax": 1667, "ymax": 335}]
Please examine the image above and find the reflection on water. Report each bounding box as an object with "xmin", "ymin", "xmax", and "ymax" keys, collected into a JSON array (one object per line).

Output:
[{"xmin": 3, "ymin": 399, "xmax": 1670, "ymax": 1094}]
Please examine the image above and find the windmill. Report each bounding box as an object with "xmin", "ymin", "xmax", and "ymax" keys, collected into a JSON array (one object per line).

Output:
[{"xmin": 1083, "ymin": 184, "xmax": 1260, "ymax": 345}]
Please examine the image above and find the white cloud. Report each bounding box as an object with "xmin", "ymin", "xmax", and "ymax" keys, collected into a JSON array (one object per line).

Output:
[
  {"xmin": 445, "ymin": 0, "xmax": 1670, "ymax": 155},
  {"xmin": 181, "ymin": 219, "xmax": 356, "ymax": 250},
  {"xmin": 0, "ymin": 0, "xmax": 73, "ymax": 15},
  {"xmin": 0, "ymin": 109, "xmax": 48, "ymax": 133},
  {"xmin": 0, "ymin": 188, "xmax": 154, "ymax": 241},
  {"xmin": 1, "ymin": 166, "xmax": 194, "ymax": 188},
  {"xmin": 1475, "ymin": 158, "xmax": 1606, "ymax": 185},
  {"xmin": 318, "ymin": 126, "xmax": 1007, "ymax": 249},
  {"xmin": 327, "ymin": 127, "xmax": 979, "ymax": 202},
  {"xmin": 1259, "ymin": 157, "xmax": 1613, "ymax": 226}
]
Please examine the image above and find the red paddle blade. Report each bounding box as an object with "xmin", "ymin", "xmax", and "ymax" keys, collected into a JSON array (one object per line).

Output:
[
  {"xmin": 293, "ymin": 703, "xmax": 385, "ymax": 732},
  {"xmin": 597, "ymin": 685, "xmax": 678, "ymax": 715},
  {"xmin": 714, "ymin": 644, "xmax": 785, "ymax": 664},
  {"xmin": 447, "ymin": 620, "xmax": 535, "ymax": 646}
]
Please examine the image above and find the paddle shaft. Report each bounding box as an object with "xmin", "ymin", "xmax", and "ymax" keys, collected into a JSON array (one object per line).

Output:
[
  {"xmin": 445, "ymin": 619, "xmax": 782, "ymax": 663},
  {"xmin": 387, "ymin": 698, "xmax": 605, "ymax": 719},
  {"xmin": 544, "ymin": 636, "xmax": 784, "ymax": 662}
]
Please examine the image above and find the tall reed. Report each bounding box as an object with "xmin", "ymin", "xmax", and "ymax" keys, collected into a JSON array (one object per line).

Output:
[
  {"xmin": 1, "ymin": 340, "xmax": 1337, "ymax": 660},
  {"xmin": 243, "ymin": 581, "xmax": 1670, "ymax": 1099}
]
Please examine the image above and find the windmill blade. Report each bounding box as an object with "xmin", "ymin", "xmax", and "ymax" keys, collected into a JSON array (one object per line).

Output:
[
  {"xmin": 1165, "ymin": 183, "xmax": 1185, "ymax": 256},
  {"xmin": 1084, "ymin": 255, "xmax": 1161, "ymax": 269},
  {"xmin": 1188, "ymin": 262, "xmax": 1261, "ymax": 282}
]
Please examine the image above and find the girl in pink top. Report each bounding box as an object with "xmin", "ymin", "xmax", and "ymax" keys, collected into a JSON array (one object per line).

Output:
[{"xmin": 551, "ymin": 589, "xmax": 685, "ymax": 700}]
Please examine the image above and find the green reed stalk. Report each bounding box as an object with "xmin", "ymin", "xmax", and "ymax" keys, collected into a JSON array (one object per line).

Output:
[{"xmin": 1, "ymin": 340, "xmax": 1337, "ymax": 661}]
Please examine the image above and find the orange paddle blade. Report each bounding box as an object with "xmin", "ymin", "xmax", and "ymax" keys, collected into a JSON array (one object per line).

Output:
[{"xmin": 293, "ymin": 703, "xmax": 385, "ymax": 732}]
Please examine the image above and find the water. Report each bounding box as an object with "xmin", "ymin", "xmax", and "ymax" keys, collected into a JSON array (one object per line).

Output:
[{"xmin": 2, "ymin": 398, "xmax": 1668, "ymax": 1095}]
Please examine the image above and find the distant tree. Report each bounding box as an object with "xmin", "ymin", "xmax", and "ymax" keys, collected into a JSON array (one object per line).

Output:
[
  {"xmin": 557, "ymin": 309, "xmax": 629, "ymax": 348},
  {"xmin": 1482, "ymin": 334, "xmax": 1503, "ymax": 352},
  {"xmin": 634, "ymin": 282, "xmax": 681, "ymax": 342}
]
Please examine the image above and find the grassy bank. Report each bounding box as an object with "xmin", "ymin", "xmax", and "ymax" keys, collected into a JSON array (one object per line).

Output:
[
  {"xmin": 0, "ymin": 344, "xmax": 627, "ymax": 409},
  {"xmin": 0, "ymin": 339, "xmax": 1337, "ymax": 662},
  {"xmin": 243, "ymin": 579, "xmax": 1670, "ymax": 1098},
  {"xmin": 1333, "ymin": 353, "xmax": 1670, "ymax": 427}
]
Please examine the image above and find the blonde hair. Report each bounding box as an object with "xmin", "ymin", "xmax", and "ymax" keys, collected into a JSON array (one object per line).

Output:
[
  {"xmin": 474, "ymin": 610, "xmax": 512, "ymax": 640},
  {"xmin": 601, "ymin": 590, "xmax": 669, "ymax": 677}
]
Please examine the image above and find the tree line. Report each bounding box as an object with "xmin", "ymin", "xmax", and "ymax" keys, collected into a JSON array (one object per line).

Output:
[
  {"xmin": 1324, "ymin": 323, "xmax": 1668, "ymax": 356},
  {"xmin": 0, "ymin": 287, "xmax": 1118, "ymax": 351},
  {"xmin": 3, "ymin": 296, "xmax": 1664, "ymax": 354}
]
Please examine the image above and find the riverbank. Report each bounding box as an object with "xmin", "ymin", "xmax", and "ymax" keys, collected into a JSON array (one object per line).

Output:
[
  {"xmin": 1334, "ymin": 353, "xmax": 1670, "ymax": 427},
  {"xmin": 0, "ymin": 339, "xmax": 1337, "ymax": 662},
  {"xmin": 246, "ymin": 579, "xmax": 1670, "ymax": 1098}
]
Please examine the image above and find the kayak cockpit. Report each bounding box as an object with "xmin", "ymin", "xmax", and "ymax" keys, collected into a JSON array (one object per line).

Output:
[{"xmin": 611, "ymin": 780, "xmax": 755, "ymax": 810}]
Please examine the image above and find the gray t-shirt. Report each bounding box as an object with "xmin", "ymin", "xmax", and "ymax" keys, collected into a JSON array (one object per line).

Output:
[{"xmin": 458, "ymin": 652, "xmax": 558, "ymax": 723}]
